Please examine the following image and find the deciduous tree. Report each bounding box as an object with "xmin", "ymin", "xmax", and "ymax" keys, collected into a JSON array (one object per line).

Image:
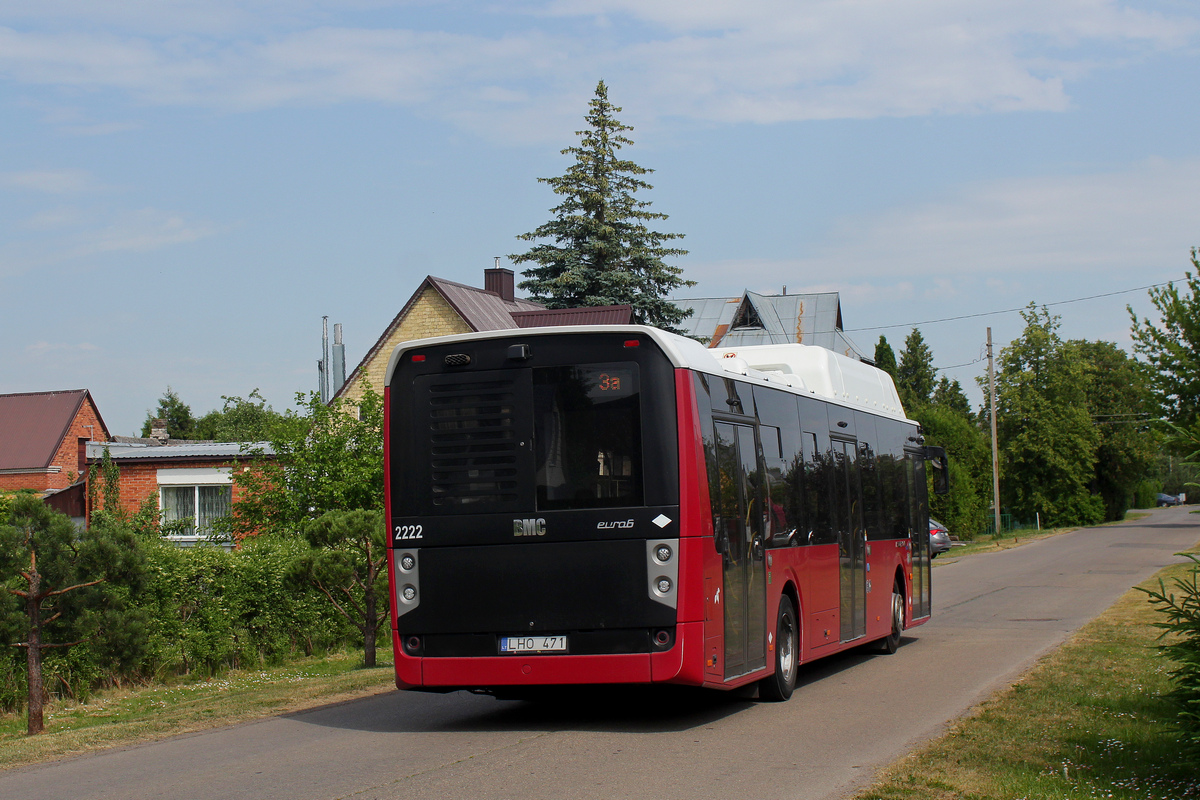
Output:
[
  {"xmin": 231, "ymin": 388, "xmax": 384, "ymax": 536},
  {"xmin": 511, "ymin": 80, "xmax": 694, "ymax": 332},
  {"xmin": 194, "ymin": 390, "xmax": 285, "ymax": 442},
  {"xmin": 1068, "ymin": 339, "xmax": 1156, "ymax": 520},
  {"xmin": 1130, "ymin": 250, "xmax": 1200, "ymax": 430},
  {"xmin": 994, "ymin": 306, "xmax": 1102, "ymax": 527},
  {"xmin": 912, "ymin": 405, "xmax": 990, "ymax": 538},
  {"xmin": 292, "ymin": 510, "xmax": 388, "ymax": 667}
]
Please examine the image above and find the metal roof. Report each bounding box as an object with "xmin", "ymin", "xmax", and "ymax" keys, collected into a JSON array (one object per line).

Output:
[
  {"xmin": 335, "ymin": 274, "xmax": 546, "ymax": 402},
  {"xmin": 671, "ymin": 292, "xmax": 865, "ymax": 360},
  {"xmin": 0, "ymin": 389, "xmax": 107, "ymax": 471},
  {"xmin": 431, "ymin": 276, "xmax": 542, "ymax": 332},
  {"xmin": 86, "ymin": 441, "xmax": 273, "ymax": 462},
  {"xmin": 511, "ymin": 304, "xmax": 633, "ymax": 328}
]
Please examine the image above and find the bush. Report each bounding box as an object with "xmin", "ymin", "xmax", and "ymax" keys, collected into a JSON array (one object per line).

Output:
[
  {"xmin": 1143, "ymin": 553, "xmax": 1200, "ymax": 762},
  {"xmin": 1, "ymin": 519, "xmax": 358, "ymax": 714},
  {"xmin": 138, "ymin": 534, "xmax": 353, "ymax": 677},
  {"xmin": 1132, "ymin": 479, "xmax": 1158, "ymax": 510}
]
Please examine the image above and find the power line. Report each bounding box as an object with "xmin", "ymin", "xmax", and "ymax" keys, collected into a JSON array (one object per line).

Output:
[{"xmin": 842, "ymin": 278, "xmax": 1180, "ymax": 334}]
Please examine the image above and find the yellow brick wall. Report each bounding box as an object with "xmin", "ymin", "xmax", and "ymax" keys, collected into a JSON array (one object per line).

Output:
[{"xmin": 339, "ymin": 287, "xmax": 472, "ymax": 407}]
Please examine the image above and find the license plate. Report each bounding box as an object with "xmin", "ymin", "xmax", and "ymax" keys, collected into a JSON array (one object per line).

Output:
[{"xmin": 499, "ymin": 635, "xmax": 568, "ymax": 654}]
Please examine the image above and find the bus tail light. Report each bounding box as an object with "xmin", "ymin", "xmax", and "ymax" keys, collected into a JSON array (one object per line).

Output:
[
  {"xmin": 646, "ymin": 539, "xmax": 679, "ymax": 609},
  {"xmin": 394, "ymin": 549, "xmax": 421, "ymax": 618}
]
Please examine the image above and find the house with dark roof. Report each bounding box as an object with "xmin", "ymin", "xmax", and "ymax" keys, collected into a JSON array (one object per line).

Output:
[
  {"xmin": 0, "ymin": 389, "xmax": 110, "ymax": 494},
  {"xmin": 334, "ymin": 265, "xmax": 632, "ymax": 407},
  {"xmin": 671, "ymin": 291, "xmax": 866, "ymax": 360}
]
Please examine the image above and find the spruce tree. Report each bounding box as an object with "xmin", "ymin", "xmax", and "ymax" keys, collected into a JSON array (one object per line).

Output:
[
  {"xmin": 874, "ymin": 335, "xmax": 898, "ymax": 378},
  {"xmin": 140, "ymin": 387, "xmax": 196, "ymax": 439},
  {"xmin": 933, "ymin": 376, "xmax": 972, "ymax": 417},
  {"xmin": 896, "ymin": 328, "xmax": 937, "ymax": 410},
  {"xmin": 511, "ymin": 80, "xmax": 694, "ymax": 332}
]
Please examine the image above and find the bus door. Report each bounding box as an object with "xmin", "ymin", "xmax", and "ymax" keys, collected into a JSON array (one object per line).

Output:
[
  {"xmin": 906, "ymin": 449, "xmax": 933, "ymax": 620},
  {"xmin": 833, "ymin": 438, "xmax": 867, "ymax": 642},
  {"xmin": 713, "ymin": 421, "xmax": 767, "ymax": 680}
]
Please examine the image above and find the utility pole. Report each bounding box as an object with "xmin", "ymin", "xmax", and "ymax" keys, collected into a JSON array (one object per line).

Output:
[{"xmin": 988, "ymin": 327, "xmax": 1001, "ymax": 536}]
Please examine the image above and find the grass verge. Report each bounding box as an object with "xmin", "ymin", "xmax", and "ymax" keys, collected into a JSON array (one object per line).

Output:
[
  {"xmin": 0, "ymin": 651, "xmax": 394, "ymax": 772},
  {"xmin": 859, "ymin": 545, "xmax": 1200, "ymax": 800}
]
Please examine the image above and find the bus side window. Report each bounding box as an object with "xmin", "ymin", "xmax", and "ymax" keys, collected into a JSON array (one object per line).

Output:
[
  {"xmin": 752, "ymin": 385, "xmax": 805, "ymax": 545},
  {"xmin": 859, "ymin": 441, "xmax": 882, "ymax": 541},
  {"xmin": 759, "ymin": 424, "xmax": 791, "ymax": 540},
  {"xmin": 803, "ymin": 431, "xmax": 830, "ymax": 545}
]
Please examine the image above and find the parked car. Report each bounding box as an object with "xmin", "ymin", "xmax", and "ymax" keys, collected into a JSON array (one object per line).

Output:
[
  {"xmin": 929, "ymin": 518, "xmax": 952, "ymax": 557},
  {"xmin": 1156, "ymin": 493, "xmax": 1182, "ymax": 507}
]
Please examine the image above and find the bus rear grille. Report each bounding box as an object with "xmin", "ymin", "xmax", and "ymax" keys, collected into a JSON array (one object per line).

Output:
[{"xmin": 428, "ymin": 380, "xmax": 518, "ymax": 505}]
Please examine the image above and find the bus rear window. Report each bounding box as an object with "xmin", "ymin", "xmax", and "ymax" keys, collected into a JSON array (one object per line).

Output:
[{"xmin": 533, "ymin": 364, "xmax": 643, "ymax": 510}]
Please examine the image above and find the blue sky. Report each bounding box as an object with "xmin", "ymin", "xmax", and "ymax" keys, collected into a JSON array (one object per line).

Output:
[{"xmin": 2, "ymin": 0, "xmax": 1198, "ymax": 435}]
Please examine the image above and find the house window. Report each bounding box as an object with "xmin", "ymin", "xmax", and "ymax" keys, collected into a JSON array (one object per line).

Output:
[{"xmin": 157, "ymin": 468, "xmax": 233, "ymax": 544}]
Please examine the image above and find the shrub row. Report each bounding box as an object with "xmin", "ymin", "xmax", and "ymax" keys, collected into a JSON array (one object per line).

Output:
[{"xmin": 1, "ymin": 529, "xmax": 356, "ymax": 714}]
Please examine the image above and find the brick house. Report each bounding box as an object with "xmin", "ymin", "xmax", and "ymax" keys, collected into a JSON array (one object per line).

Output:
[
  {"xmin": 87, "ymin": 440, "xmax": 272, "ymax": 546},
  {"xmin": 0, "ymin": 389, "xmax": 110, "ymax": 494},
  {"xmin": 335, "ymin": 266, "xmax": 631, "ymax": 407}
]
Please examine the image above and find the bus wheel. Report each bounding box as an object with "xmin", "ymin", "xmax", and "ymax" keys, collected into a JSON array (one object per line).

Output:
[
  {"xmin": 879, "ymin": 581, "xmax": 904, "ymax": 654},
  {"xmin": 759, "ymin": 596, "xmax": 798, "ymax": 701}
]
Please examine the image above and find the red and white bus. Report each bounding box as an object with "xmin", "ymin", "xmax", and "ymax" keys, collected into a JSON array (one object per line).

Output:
[{"xmin": 384, "ymin": 325, "xmax": 946, "ymax": 700}]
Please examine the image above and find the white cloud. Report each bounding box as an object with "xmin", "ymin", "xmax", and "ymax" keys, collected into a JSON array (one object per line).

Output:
[
  {"xmin": 1, "ymin": 169, "xmax": 96, "ymax": 193},
  {"xmin": 801, "ymin": 157, "xmax": 1200, "ymax": 280},
  {"xmin": 0, "ymin": 1, "xmax": 1194, "ymax": 134},
  {"xmin": 0, "ymin": 207, "xmax": 219, "ymax": 277},
  {"xmin": 70, "ymin": 208, "xmax": 218, "ymax": 257},
  {"xmin": 25, "ymin": 340, "xmax": 100, "ymax": 356},
  {"xmin": 680, "ymin": 158, "xmax": 1200, "ymax": 312}
]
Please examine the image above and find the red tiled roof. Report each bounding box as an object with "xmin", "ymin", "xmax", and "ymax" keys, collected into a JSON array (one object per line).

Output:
[{"xmin": 0, "ymin": 390, "xmax": 105, "ymax": 471}]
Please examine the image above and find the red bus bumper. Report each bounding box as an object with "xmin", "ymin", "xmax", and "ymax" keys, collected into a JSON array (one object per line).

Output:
[{"xmin": 394, "ymin": 621, "xmax": 705, "ymax": 689}]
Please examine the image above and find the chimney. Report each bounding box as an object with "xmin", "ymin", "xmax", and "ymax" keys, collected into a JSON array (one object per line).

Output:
[
  {"xmin": 485, "ymin": 258, "xmax": 515, "ymax": 302},
  {"xmin": 150, "ymin": 419, "xmax": 168, "ymax": 443}
]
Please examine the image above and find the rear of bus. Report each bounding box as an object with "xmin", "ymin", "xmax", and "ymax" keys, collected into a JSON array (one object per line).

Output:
[{"xmin": 384, "ymin": 327, "xmax": 696, "ymax": 690}]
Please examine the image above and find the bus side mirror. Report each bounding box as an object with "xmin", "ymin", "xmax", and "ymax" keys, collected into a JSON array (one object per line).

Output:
[{"xmin": 924, "ymin": 446, "xmax": 949, "ymax": 495}]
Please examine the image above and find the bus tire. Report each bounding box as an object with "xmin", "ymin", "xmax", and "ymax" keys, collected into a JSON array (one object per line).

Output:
[
  {"xmin": 759, "ymin": 595, "xmax": 798, "ymax": 702},
  {"xmin": 879, "ymin": 579, "xmax": 904, "ymax": 654}
]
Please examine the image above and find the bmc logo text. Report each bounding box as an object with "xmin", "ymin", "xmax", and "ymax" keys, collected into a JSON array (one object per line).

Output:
[
  {"xmin": 597, "ymin": 519, "xmax": 635, "ymax": 530},
  {"xmin": 513, "ymin": 518, "xmax": 546, "ymax": 537}
]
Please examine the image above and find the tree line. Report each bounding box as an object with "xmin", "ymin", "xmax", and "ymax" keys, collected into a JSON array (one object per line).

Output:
[{"xmin": 877, "ymin": 253, "xmax": 1200, "ymax": 538}]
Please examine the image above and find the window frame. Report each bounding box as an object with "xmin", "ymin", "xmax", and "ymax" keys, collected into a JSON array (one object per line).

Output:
[{"xmin": 157, "ymin": 468, "xmax": 233, "ymax": 545}]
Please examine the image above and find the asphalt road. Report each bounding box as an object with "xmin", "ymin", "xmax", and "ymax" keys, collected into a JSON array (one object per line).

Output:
[{"xmin": 3, "ymin": 507, "xmax": 1197, "ymax": 800}]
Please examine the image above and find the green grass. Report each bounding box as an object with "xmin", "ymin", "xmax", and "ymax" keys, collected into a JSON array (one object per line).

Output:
[
  {"xmin": 0, "ymin": 651, "xmax": 394, "ymax": 771},
  {"xmin": 859, "ymin": 548, "xmax": 1200, "ymax": 800}
]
